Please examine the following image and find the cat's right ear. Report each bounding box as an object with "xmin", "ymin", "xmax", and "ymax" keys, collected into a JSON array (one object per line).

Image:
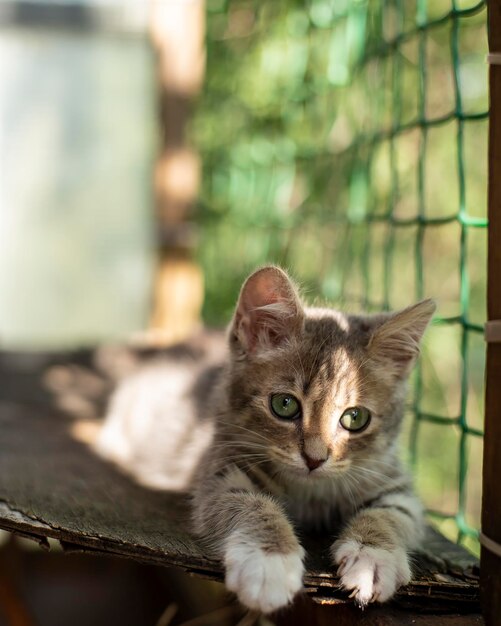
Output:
[{"xmin": 230, "ymin": 266, "xmax": 304, "ymax": 356}]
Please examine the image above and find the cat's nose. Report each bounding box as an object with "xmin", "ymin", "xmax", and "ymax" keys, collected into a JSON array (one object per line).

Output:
[{"xmin": 301, "ymin": 451, "xmax": 327, "ymax": 471}]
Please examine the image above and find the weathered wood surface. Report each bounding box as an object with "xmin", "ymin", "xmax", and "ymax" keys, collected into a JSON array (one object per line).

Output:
[
  {"xmin": 0, "ymin": 346, "xmax": 480, "ymax": 613},
  {"xmin": 273, "ymin": 597, "xmax": 484, "ymax": 625}
]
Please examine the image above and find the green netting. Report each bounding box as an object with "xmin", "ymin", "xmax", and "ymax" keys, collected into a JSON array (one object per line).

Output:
[{"xmin": 192, "ymin": 0, "xmax": 488, "ymax": 553}]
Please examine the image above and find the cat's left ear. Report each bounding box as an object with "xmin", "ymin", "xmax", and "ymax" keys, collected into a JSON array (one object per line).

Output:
[
  {"xmin": 230, "ymin": 266, "xmax": 304, "ymax": 356},
  {"xmin": 367, "ymin": 299, "xmax": 436, "ymax": 376}
]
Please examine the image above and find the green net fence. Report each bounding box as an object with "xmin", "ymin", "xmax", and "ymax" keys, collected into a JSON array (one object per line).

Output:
[{"xmin": 192, "ymin": 0, "xmax": 488, "ymax": 553}]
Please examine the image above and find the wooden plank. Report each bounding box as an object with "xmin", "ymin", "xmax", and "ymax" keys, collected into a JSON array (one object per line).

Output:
[
  {"xmin": 0, "ymin": 348, "xmax": 480, "ymax": 614},
  {"xmin": 482, "ymin": 3, "xmax": 501, "ymax": 625},
  {"xmin": 273, "ymin": 598, "xmax": 484, "ymax": 626}
]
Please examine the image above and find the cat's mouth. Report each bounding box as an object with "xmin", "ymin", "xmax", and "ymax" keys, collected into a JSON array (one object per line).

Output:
[
  {"xmin": 268, "ymin": 455, "xmax": 328, "ymax": 478},
  {"xmin": 265, "ymin": 447, "xmax": 352, "ymax": 480},
  {"xmin": 289, "ymin": 459, "xmax": 353, "ymax": 481}
]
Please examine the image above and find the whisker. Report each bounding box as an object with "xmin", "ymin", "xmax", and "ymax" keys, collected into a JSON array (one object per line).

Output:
[
  {"xmin": 348, "ymin": 466, "xmax": 399, "ymax": 489},
  {"xmin": 241, "ymin": 458, "xmax": 275, "ymax": 473},
  {"xmin": 215, "ymin": 420, "xmax": 275, "ymax": 446},
  {"xmin": 340, "ymin": 472, "xmax": 359, "ymax": 513},
  {"xmin": 210, "ymin": 442, "xmax": 270, "ymax": 452}
]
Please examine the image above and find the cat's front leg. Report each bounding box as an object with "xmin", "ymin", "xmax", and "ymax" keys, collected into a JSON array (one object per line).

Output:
[
  {"xmin": 193, "ymin": 477, "xmax": 304, "ymax": 613},
  {"xmin": 331, "ymin": 490, "xmax": 424, "ymax": 606}
]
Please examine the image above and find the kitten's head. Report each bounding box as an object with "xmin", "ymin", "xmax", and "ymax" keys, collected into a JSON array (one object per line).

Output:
[{"xmin": 226, "ymin": 266, "xmax": 435, "ymax": 479}]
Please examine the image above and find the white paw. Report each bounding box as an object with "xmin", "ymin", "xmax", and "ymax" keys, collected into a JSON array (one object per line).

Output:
[
  {"xmin": 224, "ymin": 531, "xmax": 305, "ymax": 613},
  {"xmin": 332, "ymin": 539, "xmax": 411, "ymax": 606}
]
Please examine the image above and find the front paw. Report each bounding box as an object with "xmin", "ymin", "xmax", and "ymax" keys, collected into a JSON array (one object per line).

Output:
[
  {"xmin": 332, "ymin": 539, "xmax": 411, "ymax": 606},
  {"xmin": 224, "ymin": 531, "xmax": 305, "ymax": 613}
]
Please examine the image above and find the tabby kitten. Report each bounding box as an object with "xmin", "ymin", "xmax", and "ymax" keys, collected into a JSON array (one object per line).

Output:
[{"xmin": 191, "ymin": 266, "xmax": 435, "ymax": 613}]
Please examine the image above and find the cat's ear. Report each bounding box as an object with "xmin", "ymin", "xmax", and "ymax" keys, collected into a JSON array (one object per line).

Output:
[
  {"xmin": 230, "ymin": 266, "xmax": 304, "ymax": 355},
  {"xmin": 367, "ymin": 299, "xmax": 436, "ymax": 376}
]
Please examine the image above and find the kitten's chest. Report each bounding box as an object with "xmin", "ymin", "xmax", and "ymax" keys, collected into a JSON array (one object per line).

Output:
[{"xmin": 281, "ymin": 480, "xmax": 353, "ymax": 532}]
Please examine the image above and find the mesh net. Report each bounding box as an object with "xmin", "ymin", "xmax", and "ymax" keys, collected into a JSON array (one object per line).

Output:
[{"xmin": 192, "ymin": 0, "xmax": 488, "ymax": 553}]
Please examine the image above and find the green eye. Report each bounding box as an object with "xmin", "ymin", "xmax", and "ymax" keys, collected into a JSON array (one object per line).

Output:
[
  {"xmin": 339, "ymin": 407, "xmax": 371, "ymax": 432},
  {"xmin": 270, "ymin": 393, "xmax": 301, "ymax": 420}
]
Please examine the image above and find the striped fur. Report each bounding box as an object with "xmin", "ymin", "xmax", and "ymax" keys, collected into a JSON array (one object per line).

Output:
[{"xmin": 191, "ymin": 266, "xmax": 435, "ymax": 612}]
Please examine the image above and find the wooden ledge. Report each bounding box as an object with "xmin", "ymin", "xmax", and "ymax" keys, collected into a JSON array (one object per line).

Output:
[{"xmin": 0, "ymin": 345, "xmax": 480, "ymax": 615}]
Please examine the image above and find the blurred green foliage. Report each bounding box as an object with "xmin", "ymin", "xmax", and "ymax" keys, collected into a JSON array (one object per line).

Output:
[{"xmin": 192, "ymin": 0, "xmax": 488, "ymax": 553}]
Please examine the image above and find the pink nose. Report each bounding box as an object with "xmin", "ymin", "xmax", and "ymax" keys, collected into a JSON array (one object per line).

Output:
[{"xmin": 301, "ymin": 451, "xmax": 327, "ymax": 471}]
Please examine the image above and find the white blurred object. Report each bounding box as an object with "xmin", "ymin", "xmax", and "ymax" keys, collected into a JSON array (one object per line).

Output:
[{"xmin": 0, "ymin": 17, "xmax": 156, "ymax": 347}]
